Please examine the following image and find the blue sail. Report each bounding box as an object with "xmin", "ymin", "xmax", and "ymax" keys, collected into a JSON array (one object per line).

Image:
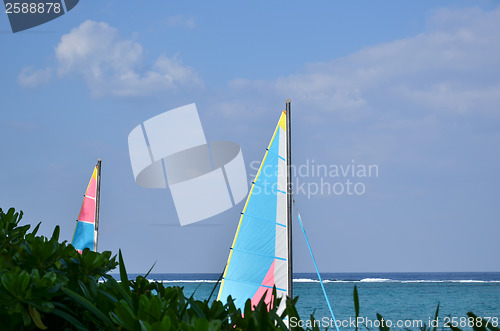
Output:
[{"xmin": 218, "ymin": 111, "xmax": 289, "ymax": 311}]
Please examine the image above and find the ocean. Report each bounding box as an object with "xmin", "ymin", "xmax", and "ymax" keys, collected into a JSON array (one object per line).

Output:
[{"xmin": 125, "ymin": 272, "xmax": 500, "ymax": 330}]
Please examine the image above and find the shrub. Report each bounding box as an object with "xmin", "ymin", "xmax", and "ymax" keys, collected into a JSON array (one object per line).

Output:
[{"xmin": 0, "ymin": 208, "xmax": 314, "ymax": 330}]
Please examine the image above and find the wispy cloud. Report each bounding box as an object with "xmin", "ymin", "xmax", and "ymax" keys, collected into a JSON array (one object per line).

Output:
[
  {"xmin": 19, "ymin": 20, "xmax": 202, "ymax": 97},
  {"xmin": 163, "ymin": 14, "xmax": 196, "ymax": 29},
  {"xmin": 226, "ymin": 7, "xmax": 500, "ymax": 117},
  {"xmin": 18, "ymin": 66, "xmax": 52, "ymax": 88},
  {"xmin": 207, "ymin": 6, "xmax": 500, "ymax": 170}
]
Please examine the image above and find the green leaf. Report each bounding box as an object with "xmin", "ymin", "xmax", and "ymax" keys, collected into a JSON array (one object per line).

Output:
[
  {"xmin": 467, "ymin": 312, "xmax": 488, "ymax": 331},
  {"xmin": 62, "ymin": 287, "xmax": 115, "ymax": 327},
  {"xmin": 208, "ymin": 320, "xmax": 222, "ymax": 331},
  {"xmin": 112, "ymin": 299, "xmax": 138, "ymax": 329},
  {"xmin": 432, "ymin": 303, "xmax": 440, "ymax": 331},
  {"xmin": 51, "ymin": 308, "xmax": 90, "ymax": 331},
  {"xmin": 31, "ymin": 222, "xmax": 41, "ymax": 236},
  {"xmin": 188, "ymin": 298, "xmax": 206, "ymax": 319},
  {"xmin": 207, "ymin": 271, "xmax": 223, "ymax": 303},
  {"xmin": 20, "ymin": 270, "xmax": 30, "ymax": 293},
  {"xmin": 118, "ymin": 249, "xmax": 131, "ymax": 296},
  {"xmin": 377, "ymin": 313, "xmax": 390, "ymax": 331},
  {"xmin": 21, "ymin": 308, "xmax": 31, "ymax": 326},
  {"xmin": 161, "ymin": 316, "xmax": 172, "ymax": 330},
  {"xmin": 449, "ymin": 325, "xmax": 462, "ymax": 331},
  {"xmin": 103, "ymin": 276, "xmax": 133, "ymax": 306},
  {"xmin": 354, "ymin": 285, "xmax": 360, "ymax": 331},
  {"xmin": 150, "ymin": 322, "xmax": 169, "ymax": 331},
  {"xmin": 144, "ymin": 260, "xmax": 157, "ymax": 278},
  {"xmin": 268, "ymin": 308, "xmax": 288, "ymax": 330},
  {"xmin": 487, "ymin": 322, "xmax": 500, "ymax": 331},
  {"xmin": 195, "ymin": 318, "xmax": 209, "ymax": 331},
  {"xmin": 51, "ymin": 225, "xmax": 60, "ymax": 242},
  {"xmin": 28, "ymin": 305, "xmax": 47, "ymax": 330},
  {"xmin": 78, "ymin": 280, "xmax": 92, "ymax": 299},
  {"xmin": 140, "ymin": 320, "xmax": 152, "ymax": 331}
]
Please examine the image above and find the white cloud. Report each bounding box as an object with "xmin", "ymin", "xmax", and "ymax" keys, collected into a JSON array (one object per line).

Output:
[
  {"xmin": 20, "ymin": 20, "xmax": 202, "ymax": 97},
  {"xmin": 207, "ymin": 6, "xmax": 500, "ymax": 171},
  {"xmin": 55, "ymin": 21, "xmax": 143, "ymax": 78},
  {"xmin": 164, "ymin": 15, "xmax": 196, "ymax": 29},
  {"xmin": 17, "ymin": 66, "xmax": 52, "ymax": 88},
  {"xmin": 228, "ymin": 7, "xmax": 500, "ymax": 117}
]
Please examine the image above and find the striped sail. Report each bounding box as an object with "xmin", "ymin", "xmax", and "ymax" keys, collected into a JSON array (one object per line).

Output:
[
  {"xmin": 218, "ymin": 111, "xmax": 289, "ymax": 312},
  {"xmin": 72, "ymin": 163, "xmax": 99, "ymax": 253}
]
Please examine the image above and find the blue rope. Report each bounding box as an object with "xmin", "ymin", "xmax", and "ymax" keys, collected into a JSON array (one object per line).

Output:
[{"xmin": 295, "ymin": 206, "xmax": 340, "ymax": 331}]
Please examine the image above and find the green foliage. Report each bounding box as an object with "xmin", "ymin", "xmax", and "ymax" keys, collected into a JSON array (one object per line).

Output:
[
  {"xmin": 0, "ymin": 208, "xmax": 313, "ymax": 330},
  {"xmin": 0, "ymin": 207, "xmax": 118, "ymax": 330}
]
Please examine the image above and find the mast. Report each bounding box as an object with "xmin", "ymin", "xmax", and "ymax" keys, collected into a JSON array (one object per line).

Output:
[
  {"xmin": 286, "ymin": 99, "xmax": 293, "ymax": 298},
  {"xmin": 94, "ymin": 159, "xmax": 102, "ymax": 252}
]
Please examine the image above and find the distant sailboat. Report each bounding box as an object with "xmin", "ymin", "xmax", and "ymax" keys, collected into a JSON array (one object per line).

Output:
[
  {"xmin": 72, "ymin": 159, "xmax": 101, "ymax": 253},
  {"xmin": 217, "ymin": 101, "xmax": 293, "ymax": 313}
]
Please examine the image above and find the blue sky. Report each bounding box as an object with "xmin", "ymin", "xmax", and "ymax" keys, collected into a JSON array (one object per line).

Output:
[{"xmin": 1, "ymin": 1, "xmax": 499, "ymax": 273}]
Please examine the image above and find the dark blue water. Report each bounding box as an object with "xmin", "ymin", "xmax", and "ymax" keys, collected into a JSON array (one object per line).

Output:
[{"xmin": 121, "ymin": 272, "xmax": 500, "ymax": 330}]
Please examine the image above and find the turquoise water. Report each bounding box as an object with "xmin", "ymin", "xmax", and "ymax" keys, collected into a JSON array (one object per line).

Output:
[
  {"xmin": 294, "ymin": 280, "xmax": 499, "ymax": 330},
  {"xmin": 126, "ymin": 272, "xmax": 500, "ymax": 330}
]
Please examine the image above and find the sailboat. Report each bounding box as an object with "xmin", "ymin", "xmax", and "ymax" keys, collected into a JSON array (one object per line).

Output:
[
  {"xmin": 217, "ymin": 101, "xmax": 339, "ymax": 328},
  {"xmin": 217, "ymin": 101, "xmax": 293, "ymax": 313},
  {"xmin": 71, "ymin": 159, "xmax": 102, "ymax": 253}
]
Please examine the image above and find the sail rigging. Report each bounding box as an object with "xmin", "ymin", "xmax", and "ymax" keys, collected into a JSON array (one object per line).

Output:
[
  {"xmin": 218, "ymin": 107, "xmax": 291, "ymax": 311},
  {"xmin": 72, "ymin": 159, "xmax": 101, "ymax": 253}
]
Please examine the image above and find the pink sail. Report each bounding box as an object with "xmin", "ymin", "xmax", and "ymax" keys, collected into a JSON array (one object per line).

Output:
[{"xmin": 251, "ymin": 260, "xmax": 276, "ymax": 308}]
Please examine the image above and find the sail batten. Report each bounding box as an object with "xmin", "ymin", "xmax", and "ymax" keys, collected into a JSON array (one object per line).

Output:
[{"xmin": 218, "ymin": 110, "xmax": 289, "ymax": 312}]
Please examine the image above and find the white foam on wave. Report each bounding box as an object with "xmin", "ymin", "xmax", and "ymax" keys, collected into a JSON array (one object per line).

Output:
[
  {"xmin": 293, "ymin": 279, "xmax": 351, "ymax": 283},
  {"xmin": 452, "ymin": 280, "xmax": 500, "ymax": 283},
  {"xmin": 400, "ymin": 279, "xmax": 500, "ymax": 283},
  {"xmin": 360, "ymin": 278, "xmax": 392, "ymax": 282},
  {"xmin": 293, "ymin": 278, "xmax": 320, "ymax": 283},
  {"xmin": 401, "ymin": 280, "xmax": 446, "ymax": 283}
]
